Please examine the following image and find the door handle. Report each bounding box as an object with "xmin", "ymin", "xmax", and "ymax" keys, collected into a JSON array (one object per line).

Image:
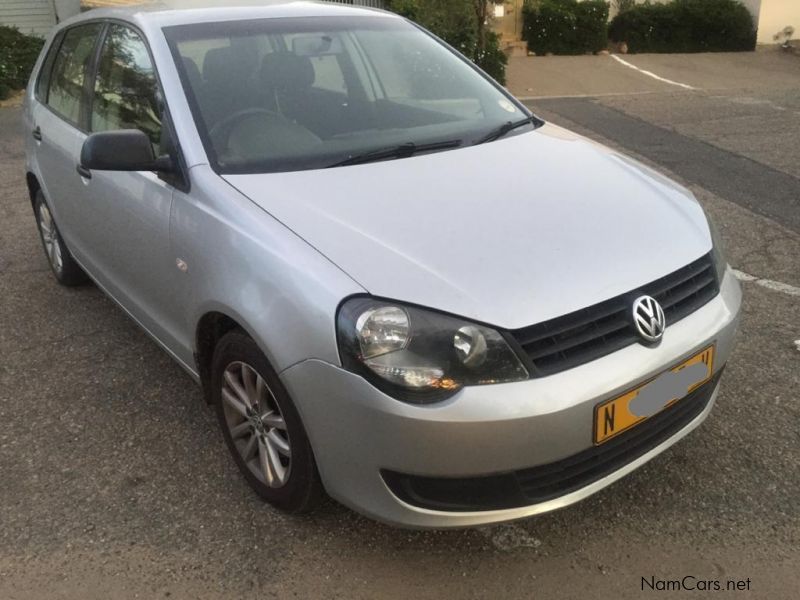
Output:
[
  {"xmin": 76, "ymin": 164, "xmax": 92, "ymax": 179},
  {"xmin": 32, "ymin": 126, "xmax": 42, "ymax": 141}
]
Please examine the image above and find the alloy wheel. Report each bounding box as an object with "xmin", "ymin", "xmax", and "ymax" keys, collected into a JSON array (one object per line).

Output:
[
  {"xmin": 221, "ymin": 361, "xmax": 292, "ymax": 488},
  {"xmin": 38, "ymin": 203, "xmax": 63, "ymax": 274}
]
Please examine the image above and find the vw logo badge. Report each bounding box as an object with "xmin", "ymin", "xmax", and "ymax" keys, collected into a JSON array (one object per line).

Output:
[{"xmin": 632, "ymin": 295, "xmax": 666, "ymax": 343}]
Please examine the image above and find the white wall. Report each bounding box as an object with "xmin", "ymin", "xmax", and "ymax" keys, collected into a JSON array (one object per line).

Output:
[
  {"xmin": 54, "ymin": 0, "xmax": 81, "ymax": 22},
  {"xmin": 0, "ymin": 0, "xmax": 56, "ymax": 36},
  {"xmin": 757, "ymin": 0, "xmax": 800, "ymax": 43}
]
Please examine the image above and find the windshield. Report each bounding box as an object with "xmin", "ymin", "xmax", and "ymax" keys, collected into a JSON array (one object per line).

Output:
[{"xmin": 164, "ymin": 16, "xmax": 537, "ymax": 173}]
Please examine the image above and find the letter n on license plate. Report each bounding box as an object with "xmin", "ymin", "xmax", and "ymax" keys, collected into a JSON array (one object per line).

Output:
[{"xmin": 593, "ymin": 346, "xmax": 714, "ymax": 445}]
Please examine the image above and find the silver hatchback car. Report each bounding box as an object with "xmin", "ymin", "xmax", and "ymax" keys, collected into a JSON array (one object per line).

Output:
[{"xmin": 24, "ymin": 1, "xmax": 740, "ymax": 527}]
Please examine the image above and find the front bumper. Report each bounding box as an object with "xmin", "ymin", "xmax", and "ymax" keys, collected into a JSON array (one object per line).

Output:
[{"xmin": 280, "ymin": 269, "xmax": 741, "ymax": 528}]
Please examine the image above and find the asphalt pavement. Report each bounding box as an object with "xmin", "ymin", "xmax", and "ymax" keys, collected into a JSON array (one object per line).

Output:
[{"xmin": 1, "ymin": 51, "xmax": 799, "ymax": 599}]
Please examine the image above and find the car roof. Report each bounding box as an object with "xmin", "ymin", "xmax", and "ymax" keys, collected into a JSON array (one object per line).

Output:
[{"xmin": 61, "ymin": 1, "xmax": 397, "ymax": 31}]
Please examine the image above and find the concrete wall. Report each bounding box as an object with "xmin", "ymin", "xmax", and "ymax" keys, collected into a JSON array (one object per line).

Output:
[{"xmin": 757, "ymin": 0, "xmax": 799, "ymax": 43}]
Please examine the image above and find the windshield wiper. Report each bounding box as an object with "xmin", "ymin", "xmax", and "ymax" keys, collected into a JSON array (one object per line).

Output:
[
  {"xmin": 326, "ymin": 139, "xmax": 462, "ymax": 168},
  {"xmin": 474, "ymin": 115, "xmax": 538, "ymax": 145}
]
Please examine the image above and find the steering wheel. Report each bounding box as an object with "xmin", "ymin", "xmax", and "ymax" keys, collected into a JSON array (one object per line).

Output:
[{"xmin": 209, "ymin": 107, "xmax": 289, "ymax": 152}]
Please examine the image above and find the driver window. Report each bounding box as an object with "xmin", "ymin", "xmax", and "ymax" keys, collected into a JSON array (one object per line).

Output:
[{"xmin": 91, "ymin": 24, "xmax": 162, "ymax": 150}]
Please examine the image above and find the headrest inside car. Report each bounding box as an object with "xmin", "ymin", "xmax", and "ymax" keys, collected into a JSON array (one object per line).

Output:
[{"xmin": 260, "ymin": 53, "xmax": 315, "ymax": 92}]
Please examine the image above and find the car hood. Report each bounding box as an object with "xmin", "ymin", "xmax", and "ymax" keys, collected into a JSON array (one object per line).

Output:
[{"xmin": 224, "ymin": 123, "xmax": 711, "ymax": 329}]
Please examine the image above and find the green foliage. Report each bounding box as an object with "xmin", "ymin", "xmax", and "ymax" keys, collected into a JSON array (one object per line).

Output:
[
  {"xmin": 387, "ymin": 0, "xmax": 507, "ymax": 84},
  {"xmin": 522, "ymin": 0, "xmax": 609, "ymax": 56},
  {"xmin": 608, "ymin": 0, "xmax": 756, "ymax": 53},
  {"xmin": 391, "ymin": 0, "xmax": 477, "ymax": 54},
  {"xmin": 475, "ymin": 31, "xmax": 508, "ymax": 85},
  {"xmin": 0, "ymin": 26, "xmax": 44, "ymax": 99},
  {"xmin": 576, "ymin": 0, "xmax": 610, "ymax": 53},
  {"xmin": 613, "ymin": 0, "xmax": 635, "ymax": 14},
  {"xmin": 389, "ymin": 0, "xmax": 422, "ymax": 21}
]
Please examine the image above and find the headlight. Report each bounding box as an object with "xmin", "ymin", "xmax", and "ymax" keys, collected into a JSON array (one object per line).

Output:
[
  {"xmin": 706, "ymin": 213, "xmax": 727, "ymax": 283},
  {"xmin": 337, "ymin": 297, "xmax": 529, "ymax": 403}
]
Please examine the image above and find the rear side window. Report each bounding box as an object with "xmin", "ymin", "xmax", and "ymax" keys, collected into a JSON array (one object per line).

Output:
[
  {"xmin": 90, "ymin": 24, "xmax": 162, "ymax": 150},
  {"xmin": 47, "ymin": 23, "xmax": 103, "ymax": 124},
  {"xmin": 35, "ymin": 32, "xmax": 63, "ymax": 102}
]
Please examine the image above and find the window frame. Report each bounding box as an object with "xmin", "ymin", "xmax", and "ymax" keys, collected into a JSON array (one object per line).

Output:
[
  {"xmin": 33, "ymin": 17, "xmax": 188, "ymax": 191},
  {"xmin": 39, "ymin": 21, "xmax": 106, "ymax": 132},
  {"xmin": 35, "ymin": 30, "xmax": 64, "ymax": 103},
  {"xmin": 89, "ymin": 21, "xmax": 163, "ymax": 150},
  {"xmin": 85, "ymin": 19, "xmax": 189, "ymax": 191}
]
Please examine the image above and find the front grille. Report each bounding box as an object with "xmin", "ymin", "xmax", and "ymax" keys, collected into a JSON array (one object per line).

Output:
[
  {"xmin": 382, "ymin": 369, "xmax": 722, "ymax": 512},
  {"xmin": 511, "ymin": 253, "xmax": 719, "ymax": 377}
]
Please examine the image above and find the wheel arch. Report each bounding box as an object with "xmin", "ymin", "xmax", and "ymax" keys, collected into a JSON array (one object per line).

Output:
[
  {"xmin": 26, "ymin": 171, "xmax": 41, "ymax": 210},
  {"xmin": 194, "ymin": 307, "xmax": 292, "ymax": 403},
  {"xmin": 195, "ymin": 310, "xmax": 244, "ymax": 404}
]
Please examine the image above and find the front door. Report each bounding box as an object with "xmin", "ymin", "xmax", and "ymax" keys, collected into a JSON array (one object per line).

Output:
[{"xmin": 77, "ymin": 23, "xmax": 183, "ymax": 352}]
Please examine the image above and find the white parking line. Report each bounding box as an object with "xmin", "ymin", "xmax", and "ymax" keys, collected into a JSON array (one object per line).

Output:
[
  {"xmin": 611, "ymin": 55, "xmax": 697, "ymax": 90},
  {"xmin": 732, "ymin": 269, "xmax": 800, "ymax": 297}
]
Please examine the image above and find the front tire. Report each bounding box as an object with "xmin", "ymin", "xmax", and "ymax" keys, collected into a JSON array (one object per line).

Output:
[
  {"xmin": 211, "ymin": 330, "xmax": 323, "ymax": 513},
  {"xmin": 34, "ymin": 190, "xmax": 89, "ymax": 286}
]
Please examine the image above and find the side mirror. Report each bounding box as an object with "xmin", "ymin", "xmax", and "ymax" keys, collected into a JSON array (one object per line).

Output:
[{"xmin": 80, "ymin": 129, "xmax": 173, "ymax": 173}]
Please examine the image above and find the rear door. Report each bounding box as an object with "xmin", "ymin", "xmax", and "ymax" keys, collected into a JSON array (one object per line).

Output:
[{"xmin": 30, "ymin": 22, "xmax": 104, "ymax": 256}]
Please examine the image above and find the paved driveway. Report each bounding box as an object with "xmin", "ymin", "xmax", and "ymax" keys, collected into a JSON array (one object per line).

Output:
[
  {"xmin": 1, "ymin": 51, "xmax": 799, "ymax": 599},
  {"xmin": 507, "ymin": 50, "xmax": 800, "ymax": 98}
]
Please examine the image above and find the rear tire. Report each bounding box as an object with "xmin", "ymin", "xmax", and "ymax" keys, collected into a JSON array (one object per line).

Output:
[
  {"xmin": 211, "ymin": 330, "xmax": 323, "ymax": 513},
  {"xmin": 34, "ymin": 190, "xmax": 89, "ymax": 286}
]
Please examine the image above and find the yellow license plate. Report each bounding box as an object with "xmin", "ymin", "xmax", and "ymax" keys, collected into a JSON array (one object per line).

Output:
[{"xmin": 594, "ymin": 345, "xmax": 715, "ymax": 445}]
